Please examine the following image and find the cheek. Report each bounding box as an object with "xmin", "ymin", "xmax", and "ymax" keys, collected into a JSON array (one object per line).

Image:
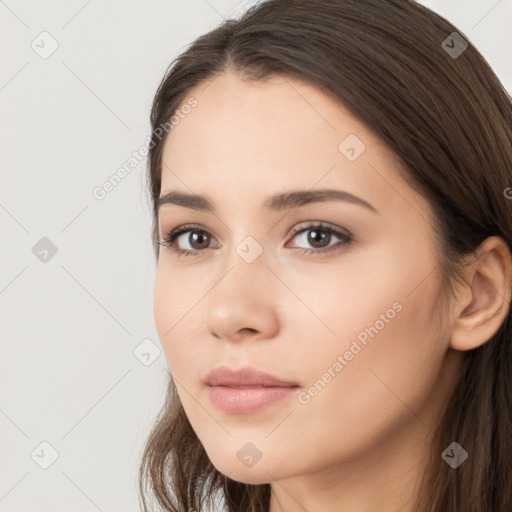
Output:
[
  {"xmin": 306, "ymin": 268, "xmax": 446, "ymax": 421},
  {"xmin": 153, "ymin": 264, "xmax": 199, "ymax": 374},
  {"xmin": 293, "ymin": 252, "xmax": 447, "ymax": 417}
]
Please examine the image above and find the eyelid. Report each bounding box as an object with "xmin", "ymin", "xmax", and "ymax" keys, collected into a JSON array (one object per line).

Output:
[{"xmin": 286, "ymin": 220, "xmax": 352, "ymax": 240}]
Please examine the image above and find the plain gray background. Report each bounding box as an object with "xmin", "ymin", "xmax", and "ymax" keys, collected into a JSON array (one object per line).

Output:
[{"xmin": 1, "ymin": 1, "xmax": 510, "ymax": 511}]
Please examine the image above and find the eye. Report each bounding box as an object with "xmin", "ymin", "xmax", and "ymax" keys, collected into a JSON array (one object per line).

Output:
[
  {"xmin": 158, "ymin": 221, "xmax": 353, "ymax": 257},
  {"xmin": 286, "ymin": 221, "xmax": 353, "ymax": 255},
  {"xmin": 158, "ymin": 223, "xmax": 218, "ymax": 257}
]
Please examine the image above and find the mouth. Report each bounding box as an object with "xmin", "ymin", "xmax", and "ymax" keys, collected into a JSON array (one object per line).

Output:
[{"xmin": 203, "ymin": 365, "xmax": 300, "ymax": 414}]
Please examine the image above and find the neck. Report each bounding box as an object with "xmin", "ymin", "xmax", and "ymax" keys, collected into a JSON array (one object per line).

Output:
[{"xmin": 269, "ymin": 417, "xmax": 435, "ymax": 512}]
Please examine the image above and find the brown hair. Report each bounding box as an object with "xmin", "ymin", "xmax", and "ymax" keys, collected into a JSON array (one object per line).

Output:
[{"xmin": 139, "ymin": 1, "xmax": 512, "ymax": 510}]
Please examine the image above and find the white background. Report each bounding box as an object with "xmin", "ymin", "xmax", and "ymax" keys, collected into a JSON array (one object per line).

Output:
[{"xmin": 1, "ymin": 1, "xmax": 510, "ymax": 511}]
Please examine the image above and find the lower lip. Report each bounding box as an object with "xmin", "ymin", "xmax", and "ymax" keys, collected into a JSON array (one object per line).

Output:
[{"xmin": 208, "ymin": 385, "xmax": 298, "ymax": 414}]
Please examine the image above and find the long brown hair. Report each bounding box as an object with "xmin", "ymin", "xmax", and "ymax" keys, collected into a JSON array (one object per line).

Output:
[{"xmin": 138, "ymin": 1, "xmax": 512, "ymax": 510}]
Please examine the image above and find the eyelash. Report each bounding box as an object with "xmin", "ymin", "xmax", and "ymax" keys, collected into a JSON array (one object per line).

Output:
[{"xmin": 158, "ymin": 222, "xmax": 353, "ymax": 258}]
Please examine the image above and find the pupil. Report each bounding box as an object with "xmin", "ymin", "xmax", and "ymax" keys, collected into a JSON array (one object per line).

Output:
[
  {"xmin": 308, "ymin": 229, "xmax": 329, "ymax": 248},
  {"xmin": 191, "ymin": 232, "xmax": 209, "ymax": 249}
]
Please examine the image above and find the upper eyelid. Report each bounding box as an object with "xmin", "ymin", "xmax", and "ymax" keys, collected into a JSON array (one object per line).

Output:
[{"xmin": 289, "ymin": 221, "xmax": 350, "ymax": 234}]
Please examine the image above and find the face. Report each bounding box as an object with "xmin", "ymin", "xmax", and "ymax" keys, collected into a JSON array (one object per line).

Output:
[{"xmin": 154, "ymin": 72, "xmax": 461, "ymax": 485}]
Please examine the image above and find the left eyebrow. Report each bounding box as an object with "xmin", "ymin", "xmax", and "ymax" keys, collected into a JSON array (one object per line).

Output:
[{"xmin": 157, "ymin": 188, "xmax": 378, "ymax": 214}]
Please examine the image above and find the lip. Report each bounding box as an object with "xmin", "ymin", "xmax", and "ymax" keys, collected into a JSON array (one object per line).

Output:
[
  {"xmin": 204, "ymin": 365, "xmax": 299, "ymax": 414},
  {"xmin": 203, "ymin": 365, "xmax": 299, "ymax": 387}
]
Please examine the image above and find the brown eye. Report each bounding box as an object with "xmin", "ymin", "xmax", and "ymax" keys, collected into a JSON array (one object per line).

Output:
[
  {"xmin": 305, "ymin": 228, "xmax": 331, "ymax": 248},
  {"xmin": 185, "ymin": 231, "xmax": 211, "ymax": 250},
  {"xmin": 287, "ymin": 222, "xmax": 353, "ymax": 255},
  {"xmin": 160, "ymin": 226, "xmax": 215, "ymax": 253}
]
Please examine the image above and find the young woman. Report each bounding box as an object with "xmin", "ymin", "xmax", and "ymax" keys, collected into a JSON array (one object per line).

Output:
[{"xmin": 138, "ymin": 1, "xmax": 512, "ymax": 511}]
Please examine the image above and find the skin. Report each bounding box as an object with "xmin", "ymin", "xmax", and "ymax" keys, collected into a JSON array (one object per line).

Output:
[{"xmin": 153, "ymin": 72, "xmax": 512, "ymax": 512}]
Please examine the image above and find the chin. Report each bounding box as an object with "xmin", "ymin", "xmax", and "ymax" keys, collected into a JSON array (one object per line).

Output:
[
  {"xmin": 207, "ymin": 454, "xmax": 278, "ymax": 485},
  {"xmin": 218, "ymin": 466, "xmax": 273, "ymax": 485}
]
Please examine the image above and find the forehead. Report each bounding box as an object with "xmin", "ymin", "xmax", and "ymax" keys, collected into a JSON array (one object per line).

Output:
[{"xmin": 159, "ymin": 72, "xmax": 425, "ymax": 219}]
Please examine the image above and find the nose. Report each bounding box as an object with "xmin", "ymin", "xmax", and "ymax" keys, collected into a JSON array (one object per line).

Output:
[{"xmin": 204, "ymin": 258, "xmax": 280, "ymax": 344}]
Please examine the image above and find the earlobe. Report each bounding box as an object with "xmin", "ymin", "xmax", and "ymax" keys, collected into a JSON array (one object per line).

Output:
[{"xmin": 449, "ymin": 236, "xmax": 512, "ymax": 352}]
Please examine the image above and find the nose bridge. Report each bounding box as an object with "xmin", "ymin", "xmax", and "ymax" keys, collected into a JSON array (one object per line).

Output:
[
  {"xmin": 217, "ymin": 218, "xmax": 270, "ymax": 277},
  {"xmin": 214, "ymin": 235, "xmax": 270, "ymax": 303},
  {"xmin": 204, "ymin": 236, "xmax": 279, "ymax": 341}
]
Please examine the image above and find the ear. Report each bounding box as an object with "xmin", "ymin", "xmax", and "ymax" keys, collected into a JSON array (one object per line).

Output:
[{"xmin": 450, "ymin": 236, "xmax": 512, "ymax": 352}]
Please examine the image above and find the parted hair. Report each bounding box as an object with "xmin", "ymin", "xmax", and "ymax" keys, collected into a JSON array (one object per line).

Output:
[{"xmin": 139, "ymin": 1, "xmax": 512, "ymax": 511}]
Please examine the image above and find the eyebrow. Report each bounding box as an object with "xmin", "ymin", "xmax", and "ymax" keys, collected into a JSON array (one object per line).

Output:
[{"xmin": 157, "ymin": 188, "xmax": 378, "ymax": 214}]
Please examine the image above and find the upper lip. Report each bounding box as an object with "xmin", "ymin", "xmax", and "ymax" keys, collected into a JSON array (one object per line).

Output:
[{"xmin": 203, "ymin": 365, "xmax": 299, "ymax": 388}]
